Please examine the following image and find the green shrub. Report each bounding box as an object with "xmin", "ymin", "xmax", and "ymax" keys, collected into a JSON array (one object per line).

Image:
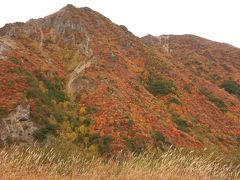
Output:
[
  {"xmin": 170, "ymin": 97, "xmax": 182, "ymax": 105},
  {"xmin": 126, "ymin": 138, "xmax": 145, "ymax": 154},
  {"xmin": 236, "ymin": 136, "xmax": 240, "ymax": 142},
  {"xmin": 199, "ymin": 88, "xmax": 227, "ymax": 112},
  {"xmin": 53, "ymin": 110, "xmax": 64, "ymax": 122},
  {"xmin": 152, "ymin": 131, "xmax": 168, "ymax": 150},
  {"xmin": 33, "ymin": 124, "xmax": 57, "ymax": 141},
  {"xmin": 89, "ymin": 133, "xmax": 101, "ymax": 145},
  {"xmin": 33, "ymin": 129, "xmax": 47, "ymax": 141},
  {"xmin": 199, "ymin": 87, "xmax": 210, "ymax": 96},
  {"xmin": 99, "ymin": 135, "xmax": 113, "ymax": 154},
  {"xmin": 40, "ymin": 94, "xmax": 53, "ymax": 107},
  {"xmin": 208, "ymin": 95, "xmax": 227, "ymax": 112},
  {"xmin": 134, "ymin": 85, "xmax": 140, "ymax": 91},
  {"xmin": 146, "ymin": 80, "xmax": 177, "ymax": 96},
  {"xmin": 184, "ymin": 84, "xmax": 191, "ymax": 93},
  {"xmin": 35, "ymin": 71, "xmax": 68, "ymax": 102},
  {"xmin": 86, "ymin": 106, "xmax": 97, "ymax": 114},
  {"xmin": 26, "ymin": 70, "xmax": 68, "ymax": 104},
  {"xmin": 77, "ymin": 133, "xmax": 114, "ymax": 154},
  {"xmin": 114, "ymin": 120, "xmax": 118, "ymax": 129},
  {"xmin": 20, "ymin": 69, "xmax": 98, "ymax": 152},
  {"xmin": 54, "ymin": 73, "xmax": 64, "ymax": 90},
  {"xmin": 221, "ymin": 80, "xmax": 240, "ymax": 99},
  {"xmin": 9, "ymin": 57, "xmax": 20, "ymax": 64},
  {"xmin": 83, "ymin": 118, "xmax": 92, "ymax": 127},
  {"xmin": 128, "ymin": 119, "xmax": 134, "ymax": 127},
  {"xmin": 0, "ymin": 107, "xmax": 6, "ymax": 118},
  {"xmin": 27, "ymin": 88, "xmax": 41, "ymax": 98},
  {"xmin": 174, "ymin": 118, "xmax": 187, "ymax": 131},
  {"xmin": 7, "ymin": 80, "xmax": 15, "ymax": 88}
]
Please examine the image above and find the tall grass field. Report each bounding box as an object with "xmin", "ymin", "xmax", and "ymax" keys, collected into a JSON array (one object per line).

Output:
[{"xmin": 0, "ymin": 143, "xmax": 239, "ymax": 179}]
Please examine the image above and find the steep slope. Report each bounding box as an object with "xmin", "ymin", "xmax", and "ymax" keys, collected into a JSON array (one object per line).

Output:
[
  {"xmin": 142, "ymin": 34, "xmax": 240, "ymax": 150},
  {"xmin": 0, "ymin": 5, "xmax": 239, "ymax": 153},
  {"xmin": 142, "ymin": 34, "xmax": 240, "ymax": 85}
]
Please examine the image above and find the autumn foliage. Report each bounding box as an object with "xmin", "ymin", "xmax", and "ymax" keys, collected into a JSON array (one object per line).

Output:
[{"xmin": 0, "ymin": 5, "xmax": 240, "ymax": 155}]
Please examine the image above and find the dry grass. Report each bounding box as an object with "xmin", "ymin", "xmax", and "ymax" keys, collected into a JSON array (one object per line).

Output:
[{"xmin": 0, "ymin": 144, "xmax": 239, "ymax": 180}]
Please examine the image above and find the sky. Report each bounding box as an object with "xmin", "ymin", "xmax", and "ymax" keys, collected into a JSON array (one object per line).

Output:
[{"xmin": 0, "ymin": 0, "xmax": 239, "ymax": 47}]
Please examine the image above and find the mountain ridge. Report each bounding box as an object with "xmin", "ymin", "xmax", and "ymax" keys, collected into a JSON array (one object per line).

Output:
[{"xmin": 0, "ymin": 4, "xmax": 239, "ymax": 154}]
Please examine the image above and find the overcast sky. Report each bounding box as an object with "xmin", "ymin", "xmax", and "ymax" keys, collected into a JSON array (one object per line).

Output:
[{"xmin": 0, "ymin": 0, "xmax": 239, "ymax": 47}]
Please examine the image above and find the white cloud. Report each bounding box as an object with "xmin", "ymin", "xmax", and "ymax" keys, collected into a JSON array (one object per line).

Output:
[{"xmin": 0, "ymin": 0, "xmax": 239, "ymax": 47}]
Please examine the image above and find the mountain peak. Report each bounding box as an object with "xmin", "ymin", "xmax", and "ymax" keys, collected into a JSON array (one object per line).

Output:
[
  {"xmin": 57, "ymin": 4, "xmax": 97, "ymax": 19},
  {"xmin": 61, "ymin": 4, "xmax": 77, "ymax": 11}
]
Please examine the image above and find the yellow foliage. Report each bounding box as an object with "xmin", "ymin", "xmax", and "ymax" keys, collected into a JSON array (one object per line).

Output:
[
  {"xmin": 83, "ymin": 137, "xmax": 89, "ymax": 146},
  {"xmin": 62, "ymin": 101, "xmax": 77, "ymax": 116},
  {"xmin": 225, "ymin": 112, "xmax": 239, "ymax": 121},
  {"xmin": 88, "ymin": 144, "xmax": 99, "ymax": 155},
  {"xmin": 65, "ymin": 132, "xmax": 78, "ymax": 142},
  {"xmin": 48, "ymin": 115, "xmax": 57, "ymax": 126},
  {"xmin": 79, "ymin": 106, "xmax": 87, "ymax": 115},
  {"xmin": 79, "ymin": 116, "xmax": 87, "ymax": 121},
  {"xmin": 132, "ymin": 66, "xmax": 144, "ymax": 73},
  {"xmin": 79, "ymin": 125, "xmax": 88, "ymax": 135},
  {"xmin": 39, "ymin": 81, "xmax": 48, "ymax": 93},
  {"xmin": 59, "ymin": 120, "xmax": 78, "ymax": 142},
  {"xmin": 63, "ymin": 101, "xmax": 72, "ymax": 109},
  {"xmin": 168, "ymin": 103, "xmax": 178, "ymax": 112}
]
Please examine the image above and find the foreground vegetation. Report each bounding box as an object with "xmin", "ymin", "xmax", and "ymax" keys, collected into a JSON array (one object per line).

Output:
[{"xmin": 1, "ymin": 142, "xmax": 239, "ymax": 179}]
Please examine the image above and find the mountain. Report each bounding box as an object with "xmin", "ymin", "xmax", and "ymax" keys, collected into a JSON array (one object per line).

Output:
[{"xmin": 0, "ymin": 4, "xmax": 239, "ymax": 154}]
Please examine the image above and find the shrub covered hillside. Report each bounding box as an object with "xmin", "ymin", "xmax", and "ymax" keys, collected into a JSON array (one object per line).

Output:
[{"xmin": 0, "ymin": 4, "xmax": 240, "ymax": 157}]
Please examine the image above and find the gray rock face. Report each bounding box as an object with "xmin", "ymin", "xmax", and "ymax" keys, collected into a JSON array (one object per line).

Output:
[
  {"xmin": 0, "ymin": 102, "xmax": 37, "ymax": 145},
  {"xmin": 0, "ymin": 37, "xmax": 16, "ymax": 60},
  {"xmin": 54, "ymin": 18, "xmax": 85, "ymax": 34},
  {"xmin": 67, "ymin": 56, "xmax": 97, "ymax": 97},
  {"xmin": 157, "ymin": 35, "xmax": 171, "ymax": 53}
]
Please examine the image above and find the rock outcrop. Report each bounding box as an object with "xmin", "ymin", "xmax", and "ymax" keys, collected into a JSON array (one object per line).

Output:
[
  {"xmin": 0, "ymin": 101, "xmax": 37, "ymax": 146},
  {"xmin": 0, "ymin": 37, "xmax": 16, "ymax": 60}
]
